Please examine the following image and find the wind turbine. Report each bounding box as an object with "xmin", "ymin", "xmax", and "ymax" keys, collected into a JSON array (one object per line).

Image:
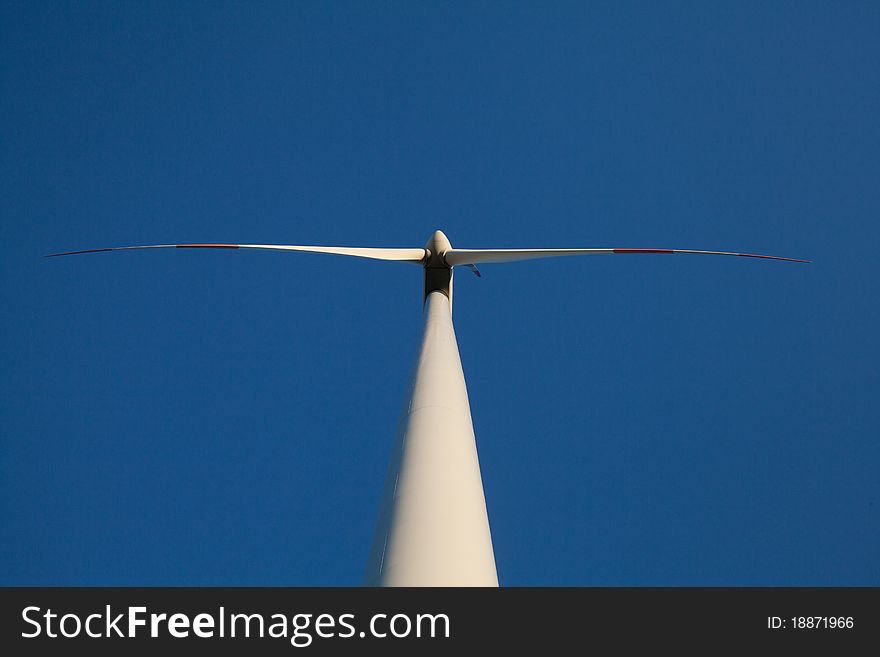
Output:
[{"xmin": 48, "ymin": 230, "xmax": 808, "ymax": 586}]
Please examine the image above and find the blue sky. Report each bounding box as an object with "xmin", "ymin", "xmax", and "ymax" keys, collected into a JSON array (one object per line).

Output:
[{"xmin": 1, "ymin": 1, "xmax": 877, "ymax": 585}]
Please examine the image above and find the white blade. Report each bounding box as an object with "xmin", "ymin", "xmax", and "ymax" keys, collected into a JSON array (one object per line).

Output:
[
  {"xmin": 46, "ymin": 243, "xmax": 428, "ymax": 263},
  {"xmin": 444, "ymin": 247, "xmax": 810, "ymax": 265}
]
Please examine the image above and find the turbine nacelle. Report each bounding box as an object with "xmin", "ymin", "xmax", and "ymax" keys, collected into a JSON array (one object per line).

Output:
[{"xmin": 423, "ymin": 230, "xmax": 455, "ymax": 304}]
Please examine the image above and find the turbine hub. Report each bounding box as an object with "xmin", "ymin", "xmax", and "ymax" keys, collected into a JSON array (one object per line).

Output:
[{"xmin": 425, "ymin": 230, "xmax": 452, "ymax": 263}]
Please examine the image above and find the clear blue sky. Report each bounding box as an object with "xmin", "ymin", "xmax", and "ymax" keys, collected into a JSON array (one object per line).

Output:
[{"xmin": 1, "ymin": 1, "xmax": 877, "ymax": 585}]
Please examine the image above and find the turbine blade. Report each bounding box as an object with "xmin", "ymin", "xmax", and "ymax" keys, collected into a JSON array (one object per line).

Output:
[
  {"xmin": 444, "ymin": 248, "xmax": 810, "ymax": 266},
  {"xmin": 46, "ymin": 243, "xmax": 428, "ymax": 263}
]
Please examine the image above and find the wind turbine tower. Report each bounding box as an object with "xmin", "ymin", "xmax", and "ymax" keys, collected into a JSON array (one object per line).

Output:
[{"xmin": 48, "ymin": 229, "xmax": 808, "ymax": 586}]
